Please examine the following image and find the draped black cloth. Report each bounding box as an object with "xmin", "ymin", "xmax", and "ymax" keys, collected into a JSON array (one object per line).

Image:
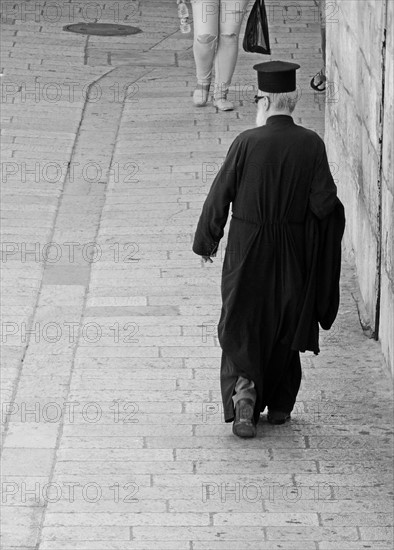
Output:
[{"xmin": 193, "ymin": 115, "xmax": 345, "ymax": 422}]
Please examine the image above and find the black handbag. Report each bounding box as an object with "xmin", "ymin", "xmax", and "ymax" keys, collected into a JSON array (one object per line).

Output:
[{"xmin": 243, "ymin": 0, "xmax": 271, "ymax": 55}]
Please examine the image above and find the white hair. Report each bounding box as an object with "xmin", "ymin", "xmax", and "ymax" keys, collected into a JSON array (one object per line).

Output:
[{"xmin": 268, "ymin": 91, "xmax": 299, "ymax": 113}]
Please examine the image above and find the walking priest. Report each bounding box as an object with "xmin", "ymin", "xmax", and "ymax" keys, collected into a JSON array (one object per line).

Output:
[{"xmin": 193, "ymin": 60, "xmax": 345, "ymax": 438}]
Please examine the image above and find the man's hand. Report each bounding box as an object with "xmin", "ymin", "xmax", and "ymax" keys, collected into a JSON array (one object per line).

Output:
[{"xmin": 202, "ymin": 256, "xmax": 213, "ymax": 263}]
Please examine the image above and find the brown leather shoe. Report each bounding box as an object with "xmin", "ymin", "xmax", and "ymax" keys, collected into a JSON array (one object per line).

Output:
[
  {"xmin": 232, "ymin": 399, "xmax": 256, "ymax": 438},
  {"xmin": 267, "ymin": 410, "xmax": 291, "ymax": 425}
]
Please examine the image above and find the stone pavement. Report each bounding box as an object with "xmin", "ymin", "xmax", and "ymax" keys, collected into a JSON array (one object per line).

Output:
[{"xmin": 1, "ymin": 1, "xmax": 393, "ymax": 549}]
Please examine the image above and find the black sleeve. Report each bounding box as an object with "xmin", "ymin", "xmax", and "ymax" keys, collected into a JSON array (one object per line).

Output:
[
  {"xmin": 316, "ymin": 200, "xmax": 346, "ymax": 329},
  {"xmin": 309, "ymin": 139, "xmax": 338, "ymax": 219},
  {"xmin": 192, "ymin": 136, "xmax": 244, "ymax": 257}
]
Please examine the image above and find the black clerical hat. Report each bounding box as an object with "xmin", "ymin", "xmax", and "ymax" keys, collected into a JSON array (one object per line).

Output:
[{"xmin": 253, "ymin": 60, "xmax": 300, "ymax": 93}]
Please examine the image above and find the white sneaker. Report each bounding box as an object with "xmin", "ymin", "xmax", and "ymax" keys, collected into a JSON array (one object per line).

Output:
[
  {"xmin": 213, "ymin": 95, "xmax": 234, "ymax": 111},
  {"xmin": 193, "ymin": 83, "xmax": 210, "ymax": 106}
]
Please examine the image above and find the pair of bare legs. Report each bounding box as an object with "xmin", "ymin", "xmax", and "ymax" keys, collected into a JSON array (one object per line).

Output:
[{"xmin": 191, "ymin": 0, "xmax": 249, "ymax": 110}]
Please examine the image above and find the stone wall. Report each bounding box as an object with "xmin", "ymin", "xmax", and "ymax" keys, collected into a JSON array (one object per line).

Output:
[
  {"xmin": 380, "ymin": 0, "xmax": 394, "ymax": 375},
  {"xmin": 325, "ymin": 0, "xmax": 393, "ymax": 373}
]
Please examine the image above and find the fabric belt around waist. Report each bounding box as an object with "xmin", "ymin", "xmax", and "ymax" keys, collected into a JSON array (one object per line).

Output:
[{"xmin": 231, "ymin": 215, "xmax": 303, "ymax": 226}]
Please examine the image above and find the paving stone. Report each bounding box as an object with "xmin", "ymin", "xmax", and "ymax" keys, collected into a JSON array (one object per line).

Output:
[
  {"xmin": 40, "ymin": 526, "xmax": 130, "ymax": 540},
  {"xmin": 3, "ymin": 422, "xmax": 60, "ymax": 448},
  {"xmin": 39, "ymin": 543, "xmax": 190, "ymax": 550},
  {"xmin": 213, "ymin": 512, "xmax": 319, "ymax": 526},
  {"xmin": 193, "ymin": 544, "xmax": 316, "ymax": 550},
  {"xmin": 44, "ymin": 511, "xmax": 210, "ymax": 526},
  {"xmin": 318, "ymin": 543, "xmax": 393, "ymax": 549},
  {"xmin": 131, "ymin": 525, "xmax": 268, "ymax": 540},
  {"xmin": 0, "ymin": 506, "xmax": 43, "ymax": 547},
  {"xmin": 1, "ymin": 448, "xmax": 55, "ymax": 476}
]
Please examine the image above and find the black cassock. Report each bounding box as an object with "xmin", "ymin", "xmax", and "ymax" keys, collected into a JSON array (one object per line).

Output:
[{"xmin": 193, "ymin": 115, "xmax": 345, "ymax": 423}]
